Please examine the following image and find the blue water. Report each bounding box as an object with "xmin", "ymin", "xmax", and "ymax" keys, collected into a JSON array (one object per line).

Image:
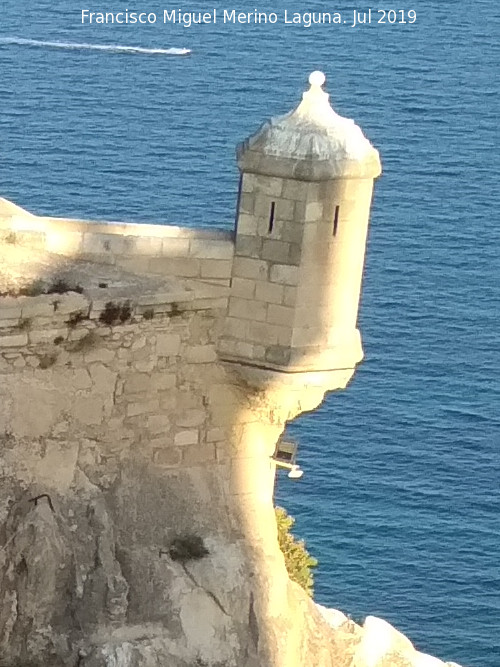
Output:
[{"xmin": 1, "ymin": 2, "xmax": 499, "ymax": 665}]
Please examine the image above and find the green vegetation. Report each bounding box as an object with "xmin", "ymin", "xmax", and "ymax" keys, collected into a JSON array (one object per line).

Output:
[{"xmin": 275, "ymin": 506, "xmax": 318, "ymax": 597}]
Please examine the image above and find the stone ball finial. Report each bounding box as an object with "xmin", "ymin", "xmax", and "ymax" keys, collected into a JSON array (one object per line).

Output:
[{"xmin": 308, "ymin": 71, "xmax": 326, "ymax": 88}]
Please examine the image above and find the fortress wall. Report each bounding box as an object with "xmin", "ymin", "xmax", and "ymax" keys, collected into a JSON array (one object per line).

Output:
[
  {"xmin": 0, "ymin": 286, "xmax": 464, "ymax": 667},
  {"xmin": 0, "ymin": 287, "xmax": 249, "ymax": 664},
  {"xmin": 0, "ymin": 198, "xmax": 235, "ymax": 285},
  {"xmin": 0, "ymin": 273, "xmax": 356, "ymax": 666}
]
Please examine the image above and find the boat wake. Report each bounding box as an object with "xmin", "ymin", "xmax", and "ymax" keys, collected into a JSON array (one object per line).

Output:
[{"xmin": 0, "ymin": 37, "xmax": 191, "ymax": 56}]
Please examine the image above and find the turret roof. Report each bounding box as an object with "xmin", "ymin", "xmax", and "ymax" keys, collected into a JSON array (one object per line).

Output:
[{"xmin": 237, "ymin": 72, "xmax": 381, "ymax": 180}]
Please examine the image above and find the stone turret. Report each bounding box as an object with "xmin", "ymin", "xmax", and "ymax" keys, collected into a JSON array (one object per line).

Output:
[{"xmin": 219, "ymin": 71, "xmax": 381, "ymax": 373}]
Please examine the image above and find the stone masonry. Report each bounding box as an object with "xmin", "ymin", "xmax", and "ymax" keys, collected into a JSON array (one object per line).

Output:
[{"xmin": 0, "ymin": 73, "xmax": 461, "ymax": 667}]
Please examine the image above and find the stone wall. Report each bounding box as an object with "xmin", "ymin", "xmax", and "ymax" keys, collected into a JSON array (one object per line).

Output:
[
  {"xmin": 0, "ymin": 241, "xmax": 357, "ymax": 665},
  {"xmin": 0, "ymin": 241, "xmax": 462, "ymax": 667},
  {"xmin": 0, "ymin": 197, "xmax": 234, "ymax": 286}
]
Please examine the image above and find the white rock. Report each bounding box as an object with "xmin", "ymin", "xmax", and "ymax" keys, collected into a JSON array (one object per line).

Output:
[
  {"xmin": 315, "ymin": 604, "xmax": 348, "ymax": 629},
  {"xmin": 358, "ymin": 615, "xmax": 414, "ymax": 667},
  {"xmin": 414, "ymin": 651, "xmax": 446, "ymax": 666}
]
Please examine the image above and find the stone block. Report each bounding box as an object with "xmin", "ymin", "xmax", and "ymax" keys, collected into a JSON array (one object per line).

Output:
[
  {"xmin": 176, "ymin": 409, "xmax": 206, "ymax": 428},
  {"xmin": 265, "ymin": 345, "xmax": 292, "ymax": 367},
  {"xmin": 290, "ymin": 327, "xmax": 316, "ymax": 347},
  {"xmin": 88, "ymin": 363, "xmax": 117, "ymax": 394},
  {"xmin": 114, "ymin": 256, "xmax": 150, "ymax": 274},
  {"xmin": 282, "ymin": 179, "xmax": 309, "ymax": 201},
  {"xmin": 0, "ymin": 318, "xmax": 18, "ymax": 331},
  {"xmin": 82, "ymin": 232, "xmax": 126, "ymax": 255},
  {"xmin": 148, "ymin": 257, "xmax": 200, "ymax": 278},
  {"xmin": 28, "ymin": 328, "xmax": 68, "ymax": 345},
  {"xmin": 200, "ymin": 259, "xmax": 233, "ymax": 279},
  {"xmin": 20, "ymin": 295, "xmax": 57, "ymax": 318},
  {"xmin": 124, "ymin": 373, "xmax": 152, "ymax": 394},
  {"xmin": 134, "ymin": 359, "xmax": 156, "ymax": 373},
  {"xmin": 236, "ymin": 213, "xmax": 258, "ymax": 235},
  {"xmin": 66, "ymin": 368, "xmax": 93, "ymax": 391},
  {"xmin": 206, "ymin": 427, "xmax": 226, "ymax": 442},
  {"xmin": 254, "ymin": 194, "xmax": 276, "ymax": 220},
  {"xmin": 261, "ymin": 239, "xmax": 290, "ymax": 263},
  {"xmin": 257, "ymin": 217, "xmax": 285, "ymax": 238},
  {"xmin": 181, "ymin": 443, "xmax": 216, "ymax": 466},
  {"xmin": 126, "ymin": 399, "xmax": 160, "ymax": 417},
  {"xmin": 254, "ymin": 281, "xmax": 284, "ymax": 305},
  {"xmin": 84, "ymin": 348, "xmax": 116, "ymax": 364},
  {"xmin": 189, "ymin": 239, "xmax": 234, "ymax": 260},
  {"xmin": 14, "ymin": 230, "xmax": 45, "ymax": 249},
  {"xmin": 267, "ymin": 304, "xmax": 295, "ymax": 327},
  {"xmin": 153, "ymin": 446, "xmax": 181, "ymax": 467},
  {"xmin": 73, "ymin": 396, "xmax": 105, "ymax": 425},
  {"xmin": 230, "ymin": 277, "xmax": 255, "ymax": 299},
  {"xmin": 305, "ymin": 201, "xmax": 324, "ymax": 222},
  {"xmin": 56, "ymin": 294, "xmax": 90, "ymax": 316},
  {"xmin": 45, "ymin": 230, "xmax": 83, "ymax": 255},
  {"xmin": 239, "ymin": 193, "xmax": 255, "ymax": 214},
  {"xmin": 281, "ymin": 223, "xmax": 304, "ymax": 245},
  {"xmin": 123, "ymin": 235, "xmax": 163, "ymax": 256},
  {"xmin": 255, "ymin": 175, "xmax": 283, "ymax": 198},
  {"xmin": 275, "ymin": 198, "xmax": 295, "ymax": 221},
  {"xmin": 269, "ymin": 264, "xmax": 299, "ymax": 286},
  {"xmin": 241, "ymin": 173, "xmax": 258, "ymax": 194},
  {"xmin": 293, "ymin": 201, "xmax": 306, "ymax": 223},
  {"xmin": 217, "ymin": 338, "xmax": 237, "ymax": 357},
  {"xmin": 174, "ymin": 429, "xmax": 199, "ymax": 446},
  {"xmin": 0, "ymin": 297, "xmax": 22, "ymax": 319},
  {"xmin": 283, "ymin": 286, "xmax": 297, "ymax": 307},
  {"xmin": 150, "ymin": 373, "xmax": 177, "ymax": 391},
  {"xmin": 156, "ymin": 333, "xmax": 181, "ymax": 356},
  {"xmin": 147, "ymin": 414, "xmax": 172, "ymax": 433},
  {"xmin": 288, "ymin": 243, "xmax": 302, "ymax": 266},
  {"xmin": 232, "ymin": 256, "xmax": 268, "ymax": 281},
  {"xmin": 0, "ymin": 332, "xmax": 28, "ymax": 347},
  {"xmin": 235, "ymin": 234, "xmax": 262, "ymax": 258},
  {"xmin": 228, "ymin": 297, "xmax": 267, "ymax": 322},
  {"xmin": 185, "ymin": 344, "xmax": 217, "ymax": 364},
  {"xmin": 246, "ymin": 321, "xmax": 289, "ymax": 347},
  {"xmin": 191, "ymin": 296, "xmax": 228, "ymax": 310},
  {"xmin": 160, "ymin": 237, "xmax": 190, "ymax": 256},
  {"xmin": 234, "ymin": 341, "xmax": 255, "ymax": 358}
]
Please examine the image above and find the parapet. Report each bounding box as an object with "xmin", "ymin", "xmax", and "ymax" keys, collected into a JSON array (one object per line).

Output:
[{"xmin": 0, "ymin": 197, "xmax": 234, "ymax": 285}]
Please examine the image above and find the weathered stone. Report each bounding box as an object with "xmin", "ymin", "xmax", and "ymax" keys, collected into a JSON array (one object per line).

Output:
[
  {"xmin": 181, "ymin": 443, "xmax": 216, "ymax": 465},
  {"xmin": 0, "ymin": 332, "xmax": 28, "ymax": 347},
  {"xmin": 153, "ymin": 446, "xmax": 181, "ymax": 467},
  {"xmin": 156, "ymin": 333, "xmax": 181, "ymax": 356},
  {"xmin": 185, "ymin": 344, "xmax": 217, "ymax": 364},
  {"xmin": 174, "ymin": 429, "xmax": 199, "ymax": 446},
  {"xmin": 269, "ymin": 263, "xmax": 299, "ymax": 286}
]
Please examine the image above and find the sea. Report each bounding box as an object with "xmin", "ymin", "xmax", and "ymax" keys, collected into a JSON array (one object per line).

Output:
[{"xmin": 1, "ymin": 2, "xmax": 498, "ymax": 665}]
